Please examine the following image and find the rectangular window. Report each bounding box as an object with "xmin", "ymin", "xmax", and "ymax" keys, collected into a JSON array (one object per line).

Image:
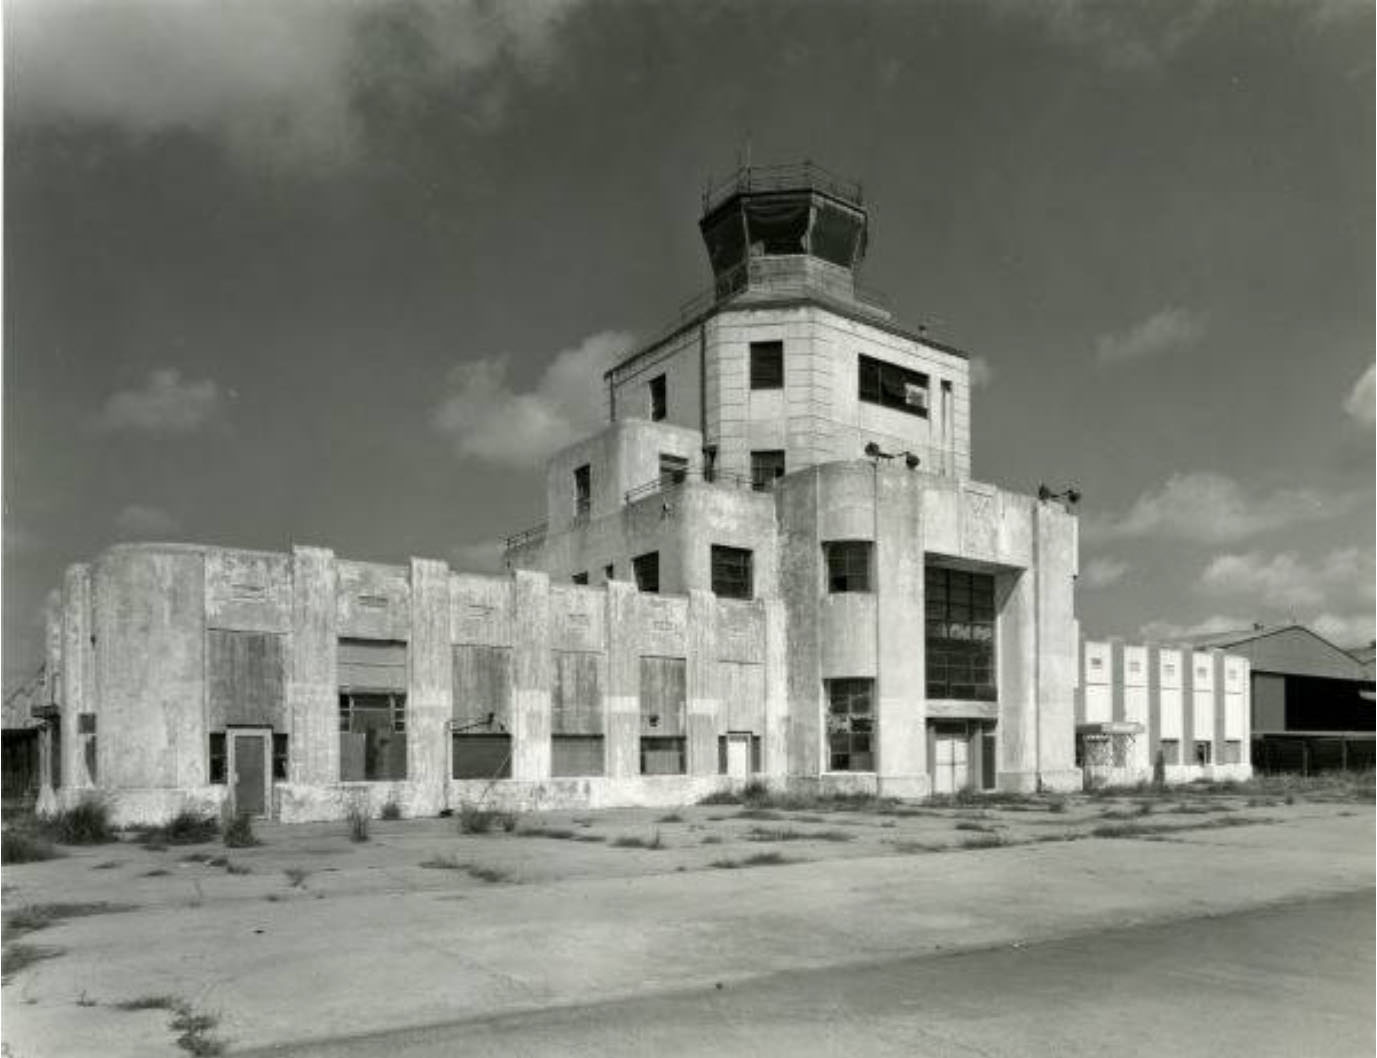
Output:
[
  {"xmin": 574, "ymin": 464, "xmax": 591, "ymax": 518},
  {"xmin": 659, "ymin": 454, "xmax": 688, "ymax": 489},
  {"xmin": 1222, "ymin": 740, "xmax": 1242, "ymax": 765},
  {"xmin": 572, "ymin": 572, "xmax": 589, "ymax": 585},
  {"xmin": 209, "ymin": 732, "xmax": 227, "ymax": 784},
  {"xmin": 339, "ymin": 692, "xmax": 408, "ymax": 781},
  {"xmin": 649, "ymin": 375, "xmax": 666, "ymax": 421},
  {"xmin": 827, "ymin": 678, "xmax": 874, "ymax": 771},
  {"xmin": 711, "ymin": 545, "xmax": 753, "ymax": 600},
  {"xmin": 1194, "ymin": 740, "xmax": 1213, "ymax": 765},
  {"xmin": 603, "ymin": 563, "xmax": 615, "ymax": 582},
  {"xmin": 552, "ymin": 735, "xmax": 605, "ymax": 777},
  {"xmin": 703, "ymin": 446, "xmax": 718, "ymax": 483},
  {"xmin": 825, "ymin": 541, "xmax": 872, "ymax": 592},
  {"xmin": 925, "ymin": 567, "xmax": 996, "ymax": 701},
  {"xmin": 750, "ymin": 341, "xmax": 784, "ymax": 389},
  {"xmin": 633, "ymin": 551, "xmax": 660, "ymax": 593},
  {"xmin": 640, "ymin": 657, "xmax": 686, "ymax": 775},
  {"xmin": 751, "ymin": 449, "xmax": 786, "ymax": 491},
  {"xmin": 1159, "ymin": 738, "xmax": 1181, "ymax": 765},
  {"xmin": 272, "ymin": 733, "xmax": 289, "ymax": 781},
  {"xmin": 452, "ymin": 734, "xmax": 511, "ymax": 779},
  {"xmin": 858, "ymin": 354, "xmax": 929, "ymax": 417}
]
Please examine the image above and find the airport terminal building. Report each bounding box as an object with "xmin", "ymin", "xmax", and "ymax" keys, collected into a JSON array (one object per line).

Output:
[{"xmin": 29, "ymin": 165, "xmax": 1248, "ymax": 823}]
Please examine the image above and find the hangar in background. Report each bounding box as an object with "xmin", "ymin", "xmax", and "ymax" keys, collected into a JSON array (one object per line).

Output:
[{"xmin": 1186, "ymin": 625, "xmax": 1375, "ymax": 774}]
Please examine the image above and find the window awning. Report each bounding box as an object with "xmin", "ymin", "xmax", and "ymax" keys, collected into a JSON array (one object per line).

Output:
[{"xmin": 1076, "ymin": 721, "xmax": 1146, "ymax": 736}]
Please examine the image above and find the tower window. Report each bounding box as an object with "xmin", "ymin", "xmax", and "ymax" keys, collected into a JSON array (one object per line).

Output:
[
  {"xmin": 633, "ymin": 552, "xmax": 660, "ymax": 593},
  {"xmin": 825, "ymin": 541, "xmax": 872, "ymax": 592},
  {"xmin": 750, "ymin": 341, "xmax": 784, "ymax": 389},
  {"xmin": 649, "ymin": 375, "xmax": 667, "ymax": 421},
  {"xmin": 751, "ymin": 450, "xmax": 786, "ymax": 491},
  {"xmin": 859, "ymin": 354, "xmax": 929, "ymax": 417},
  {"xmin": 574, "ymin": 464, "xmax": 591, "ymax": 517},
  {"xmin": 711, "ymin": 545, "xmax": 753, "ymax": 600}
]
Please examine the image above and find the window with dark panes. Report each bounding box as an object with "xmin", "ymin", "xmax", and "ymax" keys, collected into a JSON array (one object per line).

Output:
[
  {"xmin": 209, "ymin": 732, "xmax": 227, "ymax": 784},
  {"xmin": 1194, "ymin": 740, "xmax": 1213, "ymax": 765},
  {"xmin": 649, "ymin": 375, "xmax": 667, "ymax": 421},
  {"xmin": 750, "ymin": 341, "xmax": 784, "ymax": 389},
  {"xmin": 711, "ymin": 545, "xmax": 753, "ymax": 600},
  {"xmin": 659, "ymin": 454, "xmax": 688, "ymax": 489},
  {"xmin": 925, "ymin": 567, "xmax": 996, "ymax": 701},
  {"xmin": 826, "ymin": 678, "xmax": 874, "ymax": 772},
  {"xmin": 572, "ymin": 572, "xmax": 589, "ymax": 585},
  {"xmin": 825, "ymin": 541, "xmax": 872, "ymax": 592},
  {"xmin": 603, "ymin": 563, "xmax": 615, "ymax": 582},
  {"xmin": 574, "ymin": 464, "xmax": 591, "ymax": 518},
  {"xmin": 633, "ymin": 552, "xmax": 660, "ymax": 593},
  {"xmin": 858, "ymin": 354, "xmax": 929, "ymax": 417},
  {"xmin": 272, "ymin": 733, "xmax": 289, "ymax": 781},
  {"xmin": 703, "ymin": 446, "xmax": 718, "ymax": 483},
  {"xmin": 751, "ymin": 450, "xmax": 786, "ymax": 491}
]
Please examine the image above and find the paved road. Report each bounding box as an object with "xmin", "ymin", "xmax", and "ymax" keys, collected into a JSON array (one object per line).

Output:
[{"xmin": 246, "ymin": 888, "xmax": 1374, "ymax": 1058}]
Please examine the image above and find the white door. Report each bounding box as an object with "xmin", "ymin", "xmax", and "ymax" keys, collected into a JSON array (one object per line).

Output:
[
  {"xmin": 934, "ymin": 734, "xmax": 969, "ymax": 794},
  {"xmin": 726, "ymin": 733, "xmax": 751, "ymax": 780}
]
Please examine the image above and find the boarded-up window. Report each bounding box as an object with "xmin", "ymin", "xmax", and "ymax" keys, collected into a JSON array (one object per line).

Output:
[
  {"xmin": 453, "ymin": 734, "xmax": 511, "ymax": 779},
  {"xmin": 640, "ymin": 656, "xmax": 686, "ymax": 775},
  {"xmin": 338, "ymin": 638, "xmax": 407, "ymax": 693},
  {"xmin": 1159, "ymin": 739, "xmax": 1180, "ymax": 765},
  {"xmin": 452, "ymin": 645, "xmax": 512, "ymax": 730},
  {"xmin": 1223, "ymin": 740, "xmax": 1242, "ymax": 765},
  {"xmin": 208, "ymin": 631, "xmax": 286, "ymax": 728},
  {"xmin": 552, "ymin": 652, "xmax": 604, "ymax": 735},
  {"xmin": 719, "ymin": 662, "xmax": 764, "ymax": 735},
  {"xmin": 553, "ymin": 736, "xmax": 604, "ymax": 776}
]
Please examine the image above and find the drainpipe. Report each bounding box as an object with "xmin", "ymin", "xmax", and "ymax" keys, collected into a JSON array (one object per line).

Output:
[{"xmin": 1032, "ymin": 502, "xmax": 1042, "ymax": 792}]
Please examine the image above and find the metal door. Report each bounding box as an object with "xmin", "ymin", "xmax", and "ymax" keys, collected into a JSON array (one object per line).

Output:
[
  {"xmin": 934, "ymin": 733, "xmax": 969, "ymax": 795},
  {"xmin": 726, "ymin": 733, "xmax": 752, "ymax": 780},
  {"xmin": 230, "ymin": 730, "xmax": 270, "ymax": 818}
]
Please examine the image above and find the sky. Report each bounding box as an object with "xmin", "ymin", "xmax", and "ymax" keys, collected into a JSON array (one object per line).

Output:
[{"xmin": 4, "ymin": 0, "xmax": 1374, "ymax": 692}]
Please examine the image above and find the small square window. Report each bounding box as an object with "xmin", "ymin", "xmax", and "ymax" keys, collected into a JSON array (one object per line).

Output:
[
  {"xmin": 825, "ymin": 541, "xmax": 872, "ymax": 592},
  {"xmin": 659, "ymin": 454, "xmax": 688, "ymax": 489},
  {"xmin": 572, "ymin": 572, "xmax": 589, "ymax": 585},
  {"xmin": 711, "ymin": 545, "xmax": 753, "ymax": 600},
  {"xmin": 78, "ymin": 713, "xmax": 97, "ymax": 735},
  {"xmin": 649, "ymin": 375, "xmax": 666, "ymax": 421},
  {"xmin": 751, "ymin": 450, "xmax": 786, "ymax": 491},
  {"xmin": 750, "ymin": 341, "xmax": 784, "ymax": 389},
  {"xmin": 633, "ymin": 552, "xmax": 660, "ymax": 593}
]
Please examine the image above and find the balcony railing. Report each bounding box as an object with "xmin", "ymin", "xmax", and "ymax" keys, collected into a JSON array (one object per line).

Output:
[
  {"xmin": 701, "ymin": 161, "xmax": 864, "ymax": 215},
  {"xmin": 624, "ymin": 468, "xmax": 759, "ymax": 505},
  {"xmin": 504, "ymin": 522, "xmax": 547, "ymax": 551}
]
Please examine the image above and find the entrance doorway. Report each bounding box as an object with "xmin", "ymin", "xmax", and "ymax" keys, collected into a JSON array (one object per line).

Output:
[
  {"xmin": 933, "ymin": 731, "xmax": 970, "ymax": 795},
  {"xmin": 229, "ymin": 728, "xmax": 271, "ymax": 818},
  {"xmin": 725, "ymin": 732, "xmax": 753, "ymax": 780}
]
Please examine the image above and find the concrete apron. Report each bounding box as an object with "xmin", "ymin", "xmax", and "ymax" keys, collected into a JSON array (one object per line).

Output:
[{"xmin": 5, "ymin": 815, "xmax": 1373, "ymax": 1057}]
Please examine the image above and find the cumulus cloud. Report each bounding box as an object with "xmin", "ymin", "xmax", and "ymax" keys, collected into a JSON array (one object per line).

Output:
[
  {"xmin": 1343, "ymin": 363, "xmax": 1375, "ymax": 428},
  {"xmin": 1083, "ymin": 471, "xmax": 1351, "ymax": 544},
  {"xmin": 968, "ymin": 355, "xmax": 995, "ymax": 388},
  {"xmin": 1138, "ymin": 614, "xmax": 1250, "ymax": 642},
  {"xmin": 1199, "ymin": 548, "xmax": 1374, "ymax": 611},
  {"xmin": 1310, "ymin": 612, "xmax": 1377, "ymax": 649},
  {"xmin": 433, "ymin": 330, "xmax": 635, "ymax": 469},
  {"xmin": 7, "ymin": 0, "xmax": 581, "ymax": 165},
  {"xmin": 114, "ymin": 504, "xmax": 179, "ymax": 537},
  {"xmin": 1094, "ymin": 306, "xmax": 1205, "ymax": 365},
  {"xmin": 1080, "ymin": 556, "xmax": 1128, "ymax": 589},
  {"xmin": 96, "ymin": 369, "xmax": 222, "ymax": 434}
]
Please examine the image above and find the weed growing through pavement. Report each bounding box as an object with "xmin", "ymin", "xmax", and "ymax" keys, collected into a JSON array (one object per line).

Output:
[{"xmin": 710, "ymin": 851, "xmax": 794, "ymax": 869}]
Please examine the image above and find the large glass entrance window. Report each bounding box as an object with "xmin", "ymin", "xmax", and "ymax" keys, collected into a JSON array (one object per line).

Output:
[{"xmin": 925, "ymin": 567, "xmax": 996, "ymax": 701}]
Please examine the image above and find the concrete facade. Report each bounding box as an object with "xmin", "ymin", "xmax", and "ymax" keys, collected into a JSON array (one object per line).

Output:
[
  {"xmin": 1076, "ymin": 638, "xmax": 1253, "ymax": 787},
  {"xmin": 30, "ymin": 164, "xmax": 1255, "ymax": 822}
]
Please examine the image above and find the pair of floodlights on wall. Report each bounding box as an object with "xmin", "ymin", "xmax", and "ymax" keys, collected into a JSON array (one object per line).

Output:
[
  {"xmin": 1037, "ymin": 484, "xmax": 1082, "ymax": 507},
  {"xmin": 864, "ymin": 441, "xmax": 921, "ymax": 470}
]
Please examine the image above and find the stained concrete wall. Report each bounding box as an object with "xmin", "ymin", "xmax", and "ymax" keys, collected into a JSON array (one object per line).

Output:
[{"xmin": 1079, "ymin": 637, "xmax": 1253, "ymax": 785}]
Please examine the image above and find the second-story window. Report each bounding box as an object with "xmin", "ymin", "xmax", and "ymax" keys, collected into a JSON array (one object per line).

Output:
[
  {"xmin": 659, "ymin": 454, "xmax": 688, "ymax": 489},
  {"xmin": 751, "ymin": 450, "xmax": 786, "ymax": 491},
  {"xmin": 750, "ymin": 341, "xmax": 784, "ymax": 389},
  {"xmin": 859, "ymin": 354, "xmax": 929, "ymax": 417},
  {"xmin": 825, "ymin": 541, "xmax": 872, "ymax": 592},
  {"xmin": 649, "ymin": 375, "xmax": 667, "ymax": 421},
  {"xmin": 574, "ymin": 464, "xmax": 591, "ymax": 517},
  {"xmin": 633, "ymin": 551, "xmax": 660, "ymax": 593},
  {"xmin": 711, "ymin": 545, "xmax": 753, "ymax": 600}
]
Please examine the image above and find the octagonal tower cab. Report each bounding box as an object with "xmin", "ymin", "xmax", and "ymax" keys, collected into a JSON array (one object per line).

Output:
[{"xmin": 699, "ymin": 162, "xmax": 872, "ymax": 309}]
